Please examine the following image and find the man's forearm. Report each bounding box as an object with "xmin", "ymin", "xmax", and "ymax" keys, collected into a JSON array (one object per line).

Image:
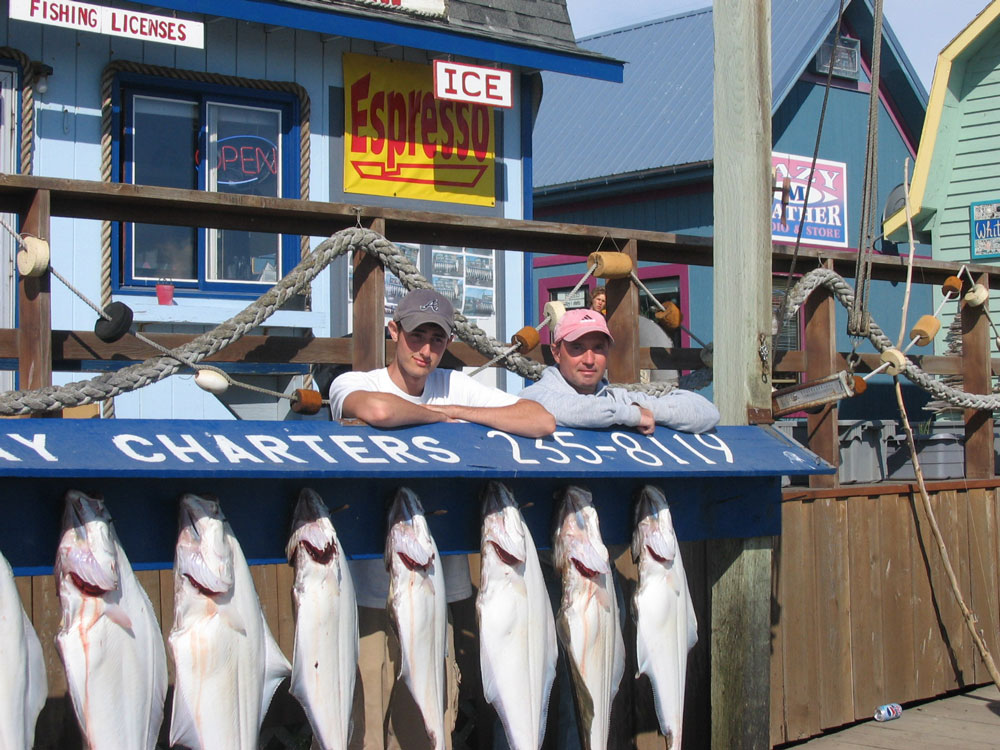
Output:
[
  {"xmin": 433, "ymin": 400, "xmax": 555, "ymax": 438},
  {"xmin": 341, "ymin": 391, "xmax": 446, "ymax": 428}
]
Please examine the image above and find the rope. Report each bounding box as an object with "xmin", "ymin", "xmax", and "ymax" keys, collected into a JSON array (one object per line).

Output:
[
  {"xmin": 0, "ymin": 48, "xmax": 38, "ymax": 174},
  {"xmin": 784, "ymin": 267, "xmax": 1000, "ymax": 411},
  {"xmin": 848, "ymin": 0, "xmax": 885, "ymax": 337}
]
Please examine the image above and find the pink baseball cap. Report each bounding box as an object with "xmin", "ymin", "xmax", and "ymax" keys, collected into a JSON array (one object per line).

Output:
[{"xmin": 553, "ymin": 308, "xmax": 614, "ymax": 344}]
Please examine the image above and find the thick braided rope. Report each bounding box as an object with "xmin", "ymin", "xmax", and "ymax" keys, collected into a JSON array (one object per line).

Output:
[
  {"xmin": 785, "ymin": 267, "xmax": 1000, "ymax": 411},
  {"xmin": 0, "ymin": 228, "xmax": 546, "ymax": 414},
  {"xmin": 0, "ymin": 48, "xmax": 37, "ymax": 174}
]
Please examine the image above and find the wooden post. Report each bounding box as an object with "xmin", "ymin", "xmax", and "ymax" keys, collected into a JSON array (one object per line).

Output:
[
  {"xmin": 805, "ymin": 259, "xmax": 839, "ymax": 488},
  {"xmin": 962, "ymin": 272, "xmax": 991, "ymax": 479},
  {"xmin": 18, "ymin": 189, "xmax": 53, "ymax": 393},
  {"xmin": 711, "ymin": 1, "xmax": 772, "ymax": 748},
  {"xmin": 352, "ymin": 217, "xmax": 386, "ymax": 372},
  {"xmin": 606, "ymin": 238, "xmax": 639, "ymax": 384}
]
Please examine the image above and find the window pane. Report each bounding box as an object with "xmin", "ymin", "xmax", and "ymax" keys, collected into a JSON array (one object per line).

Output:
[
  {"xmin": 131, "ymin": 97, "xmax": 198, "ymax": 282},
  {"xmin": 207, "ymin": 103, "xmax": 282, "ymax": 282}
]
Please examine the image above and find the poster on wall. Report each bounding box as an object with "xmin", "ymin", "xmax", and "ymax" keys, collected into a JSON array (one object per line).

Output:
[
  {"xmin": 970, "ymin": 200, "xmax": 1000, "ymax": 260},
  {"xmin": 343, "ymin": 53, "xmax": 496, "ymax": 207},
  {"xmin": 771, "ymin": 152, "xmax": 848, "ymax": 248}
]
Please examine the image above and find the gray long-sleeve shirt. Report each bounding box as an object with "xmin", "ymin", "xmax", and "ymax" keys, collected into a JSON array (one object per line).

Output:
[{"xmin": 518, "ymin": 366, "xmax": 720, "ymax": 433}]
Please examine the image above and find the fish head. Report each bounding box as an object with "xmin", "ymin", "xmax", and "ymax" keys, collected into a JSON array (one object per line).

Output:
[
  {"xmin": 385, "ymin": 487, "xmax": 435, "ymax": 572},
  {"xmin": 480, "ymin": 481, "xmax": 526, "ymax": 565},
  {"xmin": 286, "ymin": 488, "xmax": 339, "ymax": 565},
  {"xmin": 56, "ymin": 490, "xmax": 119, "ymax": 595},
  {"xmin": 553, "ymin": 485, "xmax": 609, "ymax": 578},
  {"xmin": 632, "ymin": 485, "xmax": 678, "ymax": 565},
  {"xmin": 176, "ymin": 493, "xmax": 234, "ymax": 595}
]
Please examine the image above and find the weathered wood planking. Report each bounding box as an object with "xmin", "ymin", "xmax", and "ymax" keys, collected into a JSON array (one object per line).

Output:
[
  {"xmin": 967, "ymin": 488, "xmax": 999, "ymax": 684},
  {"xmin": 846, "ymin": 493, "xmax": 885, "ymax": 720},
  {"xmin": 881, "ymin": 493, "xmax": 918, "ymax": 705}
]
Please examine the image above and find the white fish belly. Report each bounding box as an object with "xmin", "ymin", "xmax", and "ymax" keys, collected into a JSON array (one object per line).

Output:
[
  {"xmin": 291, "ymin": 567, "xmax": 358, "ymax": 750},
  {"xmin": 635, "ymin": 560, "xmax": 693, "ymax": 746},
  {"xmin": 559, "ymin": 579, "xmax": 625, "ymax": 750},
  {"xmin": 0, "ymin": 557, "xmax": 47, "ymax": 750},
  {"xmin": 478, "ymin": 545, "xmax": 556, "ymax": 750},
  {"xmin": 58, "ymin": 592, "xmax": 165, "ymax": 750},
  {"xmin": 390, "ymin": 566, "xmax": 447, "ymax": 750}
]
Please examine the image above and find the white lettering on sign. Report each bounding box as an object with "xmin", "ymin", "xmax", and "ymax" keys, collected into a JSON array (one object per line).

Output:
[
  {"xmin": 434, "ymin": 60, "xmax": 513, "ymax": 109},
  {"xmin": 7, "ymin": 433, "xmax": 57, "ymax": 462},
  {"xmin": 10, "ymin": 0, "xmax": 204, "ymax": 49},
  {"xmin": 113, "ymin": 434, "xmax": 165, "ymax": 463}
]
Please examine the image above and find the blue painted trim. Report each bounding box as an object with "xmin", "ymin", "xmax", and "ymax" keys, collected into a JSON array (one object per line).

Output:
[
  {"xmin": 130, "ymin": 0, "xmax": 623, "ymax": 83},
  {"xmin": 521, "ymin": 73, "xmax": 535, "ymax": 389}
]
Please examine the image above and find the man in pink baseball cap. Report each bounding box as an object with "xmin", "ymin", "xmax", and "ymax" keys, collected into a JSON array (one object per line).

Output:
[{"xmin": 519, "ymin": 307, "xmax": 719, "ymax": 434}]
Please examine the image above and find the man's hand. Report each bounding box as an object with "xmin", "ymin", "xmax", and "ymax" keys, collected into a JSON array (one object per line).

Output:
[{"xmin": 635, "ymin": 405, "xmax": 656, "ymax": 435}]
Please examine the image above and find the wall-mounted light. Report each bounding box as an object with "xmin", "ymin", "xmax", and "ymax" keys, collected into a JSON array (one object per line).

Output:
[{"xmin": 32, "ymin": 63, "xmax": 53, "ymax": 96}]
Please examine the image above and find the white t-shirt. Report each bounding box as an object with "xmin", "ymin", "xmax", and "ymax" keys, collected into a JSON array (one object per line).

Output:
[{"xmin": 329, "ymin": 366, "xmax": 518, "ymax": 607}]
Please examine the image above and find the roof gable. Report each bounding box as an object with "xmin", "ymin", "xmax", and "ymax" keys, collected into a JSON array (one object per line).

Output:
[
  {"xmin": 884, "ymin": 1, "xmax": 1000, "ymax": 239},
  {"xmin": 533, "ymin": 0, "xmax": 926, "ymax": 190}
]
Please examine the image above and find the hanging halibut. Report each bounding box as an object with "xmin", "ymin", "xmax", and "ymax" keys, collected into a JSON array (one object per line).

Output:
[
  {"xmin": 168, "ymin": 493, "xmax": 291, "ymax": 750},
  {"xmin": 286, "ymin": 488, "xmax": 359, "ymax": 750},
  {"xmin": 54, "ymin": 490, "xmax": 167, "ymax": 750},
  {"xmin": 385, "ymin": 487, "xmax": 447, "ymax": 750},
  {"xmin": 477, "ymin": 481, "xmax": 557, "ymax": 750},
  {"xmin": 0, "ymin": 549, "xmax": 46, "ymax": 750},
  {"xmin": 552, "ymin": 485, "xmax": 625, "ymax": 750},
  {"xmin": 632, "ymin": 485, "xmax": 697, "ymax": 749}
]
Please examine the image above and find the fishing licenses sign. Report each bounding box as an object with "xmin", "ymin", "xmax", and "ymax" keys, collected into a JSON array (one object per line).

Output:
[
  {"xmin": 10, "ymin": 0, "xmax": 204, "ymax": 48},
  {"xmin": 0, "ymin": 419, "xmax": 829, "ymax": 479}
]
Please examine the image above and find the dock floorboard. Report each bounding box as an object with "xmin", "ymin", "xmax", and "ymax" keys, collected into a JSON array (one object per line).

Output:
[{"xmin": 784, "ymin": 684, "xmax": 1000, "ymax": 749}]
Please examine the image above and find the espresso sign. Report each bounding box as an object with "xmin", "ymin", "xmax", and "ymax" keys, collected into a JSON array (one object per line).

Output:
[{"xmin": 10, "ymin": 0, "xmax": 204, "ymax": 48}]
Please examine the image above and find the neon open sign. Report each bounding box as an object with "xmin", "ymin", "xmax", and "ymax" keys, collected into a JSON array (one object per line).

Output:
[{"xmin": 196, "ymin": 135, "xmax": 278, "ymax": 188}]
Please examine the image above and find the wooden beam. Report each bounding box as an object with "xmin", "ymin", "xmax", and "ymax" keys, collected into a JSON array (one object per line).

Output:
[
  {"xmin": 352, "ymin": 218, "xmax": 386, "ymax": 372},
  {"xmin": 606, "ymin": 239, "xmax": 639, "ymax": 384},
  {"xmin": 963, "ymin": 273, "xmax": 992, "ymax": 479},
  {"xmin": 805, "ymin": 260, "xmax": 839, "ymax": 489},
  {"xmin": 711, "ymin": 1, "xmax": 772, "ymax": 748},
  {"xmin": 17, "ymin": 190, "xmax": 53, "ymax": 394}
]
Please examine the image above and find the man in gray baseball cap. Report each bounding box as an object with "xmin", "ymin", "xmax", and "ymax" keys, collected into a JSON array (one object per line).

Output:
[{"xmin": 328, "ymin": 288, "xmax": 554, "ymax": 750}]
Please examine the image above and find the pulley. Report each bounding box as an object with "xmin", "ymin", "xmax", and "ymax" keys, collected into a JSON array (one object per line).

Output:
[
  {"xmin": 587, "ymin": 251, "xmax": 633, "ymax": 279},
  {"xmin": 93, "ymin": 301, "xmax": 133, "ymax": 343},
  {"xmin": 194, "ymin": 368, "xmax": 230, "ymax": 395},
  {"xmin": 16, "ymin": 236, "xmax": 50, "ymax": 277},
  {"xmin": 291, "ymin": 388, "xmax": 323, "ymax": 415},
  {"xmin": 543, "ymin": 301, "xmax": 566, "ymax": 336},
  {"xmin": 511, "ymin": 326, "xmax": 540, "ymax": 353},
  {"xmin": 964, "ymin": 283, "xmax": 989, "ymax": 307}
]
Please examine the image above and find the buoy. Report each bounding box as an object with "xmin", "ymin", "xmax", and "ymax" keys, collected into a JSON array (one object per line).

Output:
[
  {"xmin": 16, "ymin": 236, "xmax": 50, "ymax": 277},
  {"xmin": 942, "ymin": 275, "xmax": 964, "ymax": 297},
  {"xmin": 964, "ymin": 283, "xmax": 989, "ymax": 307},
  {"xmin": 909, "ymin": 314, "xmax": 941, "ymax": 346},
  {"xmin": 852, "ymin": 375, "xmax": 867, "ymax": 395},
  {"xmin": 93, "ymin": 301, "xmax": 133, "ymax": 343},
  {"xmin": 587, "ymin": 251, "xmax": 633, "ymax": 279},
  {"xmin": 291, "ymin": 388, "xmax": 323, "ymax": 415},
  {"xmin": 194, "ymin": 368, "xmax": 229, "ymax": 395},
  {"xmin": 654, "ymin": 302, "xmax": 683, "ymax": 331},
  {"xmin": 511, "ymin": 326, "xmax": 540, "ymax": 352},
  {"xmin": 880, "ymin": 348, "xmax": 906, "ymax": 376},
  {"xmin": 543, "ymin": 301, "xmax": 566, "ymax": 335}
]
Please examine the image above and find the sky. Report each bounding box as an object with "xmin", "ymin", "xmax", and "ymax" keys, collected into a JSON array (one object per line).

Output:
[{"xmin": 565, "ymin": 0, "xmax": 993, "ymax": 91}]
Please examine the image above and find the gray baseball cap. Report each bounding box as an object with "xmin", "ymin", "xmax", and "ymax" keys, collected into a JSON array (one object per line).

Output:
[{"xmin": 393, "ymin": 289, "xmax": 454, "ymax": 336}]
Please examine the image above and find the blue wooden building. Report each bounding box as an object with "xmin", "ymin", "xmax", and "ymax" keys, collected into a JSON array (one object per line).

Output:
[
  {"xmin": 0, "ymin": 0, "xmax": 621, "ymax": 418},
  {"xmin": 530, "ymin": 0, "xmax": 930, "ymax": 417}
]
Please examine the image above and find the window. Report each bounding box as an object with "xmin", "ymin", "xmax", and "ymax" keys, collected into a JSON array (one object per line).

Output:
[
  {"xmin": 117, "ymin": 78, "xmax": 299, "ymax": 296},
  {"xmin": 772, "ymin": 279, "xmax": 802, "ymax": 386},
  {"xmin": 637, "ymin": 277, "xmax": 681, "ymax": 348}
]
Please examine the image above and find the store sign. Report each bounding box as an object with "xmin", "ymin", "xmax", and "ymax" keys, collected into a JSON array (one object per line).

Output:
[
  {"xmin": 10, "ymin": 0, "xmax": 204, "ymax": 48},
  {"xmin": 771, "ymin": 152, "xmax": 848, "ymax": 248},
  {"xmin": 344, "ymin": 53, "xmax": 496, "ymax": 207},
  {"xmin": 348, "ymin": 0, "xmax": 445, "ymax": 15},
  {"xmin": 970, "ymin": 200, "xmax": 1000, "ymax": 260},
  {"xmin": 434, "ymin": 61, "xmax": 512, "ymax": 108}
]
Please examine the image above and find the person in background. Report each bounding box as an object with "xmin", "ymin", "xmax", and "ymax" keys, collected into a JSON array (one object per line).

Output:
[
  {"xmin": 588, "ymin": 286, "xmax": 607, "ymax": 315},
  {"xmin": 328, "ymin": 288, "xmax": 555, "ymax": 750},
  {"xmin": 519, "ymin": 307, "xmax": 719, "ymax": 434}
]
